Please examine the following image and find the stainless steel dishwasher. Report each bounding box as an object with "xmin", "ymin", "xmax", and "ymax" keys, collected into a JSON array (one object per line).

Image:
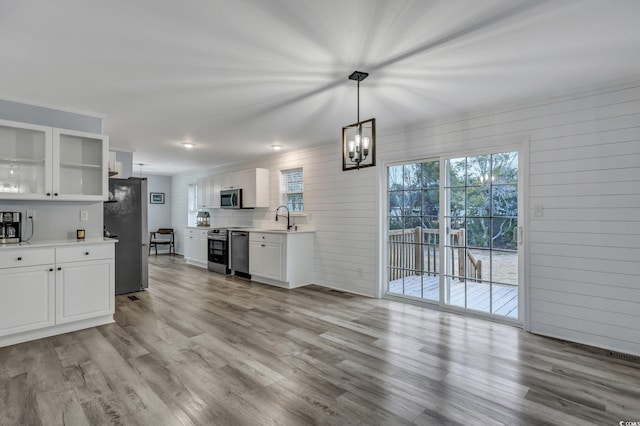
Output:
[{"xmin": 230, "ymin": 231, "xmax": 250, "ymax": 278}]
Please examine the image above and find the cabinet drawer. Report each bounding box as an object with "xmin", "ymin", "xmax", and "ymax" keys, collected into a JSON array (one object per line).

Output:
[
  {"xmin": 0, "ymin": 248, "xmax": 55, "ymax": 269},
  {"xmin": 186, "ymin": 228, "xmax": 208, "ymax": 238},
  {"xmin": 250, "ymin": 232, "xmax": 284, "ymax": 244},
  {"xmin": 56, "ymin": 244, "xmax": 114, "ymax": 263},
  {"xmin": 194, "ymin": 229, "xmax": 208, "ymax": 238}
]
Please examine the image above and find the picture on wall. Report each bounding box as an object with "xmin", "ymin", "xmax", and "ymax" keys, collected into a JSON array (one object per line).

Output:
[{"xmin": 150, "ymin": 192, "xmax": 165, "ymax": 204}]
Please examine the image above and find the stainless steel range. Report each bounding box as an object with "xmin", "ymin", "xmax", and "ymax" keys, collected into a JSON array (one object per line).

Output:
[{"xmin": 207, "ymin": 228, "xmax": 230, "ymax": 274}]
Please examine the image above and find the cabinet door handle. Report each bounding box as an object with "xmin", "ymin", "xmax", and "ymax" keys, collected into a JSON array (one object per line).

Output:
[
  {"xmin": 49, "ymin": 268, "xmax": 54, "ymax": 272},
  {"xmin": 261, "ymin": 244, "xmax": 265, "ymax": 247},
  {"xmin": 84, "ymin": 252, "xmax": 90, "ymax": 255},
  {"xmin": 46, "ymin": 192, "xmax": 51, "ymax": 196},
  {"xmin": 57, "ymin": 267, "xmax": 62, "ymax": 271},
  {"xmin": 16, "ymin": 257, "xmax": 23, "ymax": 261},
  {"xmin": 54, "ymin": 193, "xmax": 59, "ymax": 196}
]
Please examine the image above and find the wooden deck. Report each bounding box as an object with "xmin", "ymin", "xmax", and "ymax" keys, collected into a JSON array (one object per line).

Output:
[{"xmin": 388, "ymin": 274, "xmax": 518, "ymax": 318}]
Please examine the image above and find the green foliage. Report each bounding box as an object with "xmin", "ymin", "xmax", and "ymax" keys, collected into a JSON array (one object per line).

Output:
[
  {"xmin": 388, "ymin": 152, "xmax": 518, "ymax": 250},
  {"xmin": 448, "ymin": 152, "xmax": 518, "ymax": 250},
  {"xmin": 388, "ymin": 161, "xmax": 440, "ymax": 230}
]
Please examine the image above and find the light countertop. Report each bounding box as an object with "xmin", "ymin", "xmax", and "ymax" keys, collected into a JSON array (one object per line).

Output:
[
  {"xmin": 232, "ymin": 228, "xmax": 315, "ymax": 234},
  {"xmin": 183, "ymin": 226, "xmax": 314, "ymax": 234},
  {"xmin": 0, "ymin": 238, "xmax": 118, "ymax": 250}
]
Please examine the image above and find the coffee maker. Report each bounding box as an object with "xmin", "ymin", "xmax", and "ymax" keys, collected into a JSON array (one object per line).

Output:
[{"xmin": 0, "ymin": 212, "xmax": 22, "ymax": 244}]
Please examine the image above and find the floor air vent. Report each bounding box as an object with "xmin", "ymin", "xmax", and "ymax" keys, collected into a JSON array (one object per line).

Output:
[
  {"xmin": 608, "ymin": 350, "xmax": 640, "ymax": 364},
  {"xmin": 128, "ymin": 295, "xmax": 140, "ymax": 301}
]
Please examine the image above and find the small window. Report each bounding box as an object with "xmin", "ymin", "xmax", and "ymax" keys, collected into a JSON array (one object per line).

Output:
[
  {"xmin": 187, "ymin": 183, "xmax": 198, "ymax": 226},
  {"xmin": 281, "ymin": 167, "xmax": 304, "ymax": 212}
]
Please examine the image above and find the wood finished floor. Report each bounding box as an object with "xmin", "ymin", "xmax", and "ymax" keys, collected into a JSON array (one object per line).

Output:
[{"xmin": 1, "ymin": 255, "xmax": 639, "ymax": 425}]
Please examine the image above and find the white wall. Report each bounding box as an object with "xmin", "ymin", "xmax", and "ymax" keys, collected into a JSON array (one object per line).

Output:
[
  {"xmin": 171, "ymin": 145, "xmax": 378, "ymax": 297},
  {"xmin": 0, "ymin": 201, "xmax": 104, "ymax": 241},
  {"xmin": 374, "ymin": 78, "xmax": 640, "ymax": 356},
  {"xmin": 145, "ymin": 174, "xmax": 173, "ymax": 253},
  {"xmin": 172, "ymin": 77, "xmax": 640, "ymax": 356}
]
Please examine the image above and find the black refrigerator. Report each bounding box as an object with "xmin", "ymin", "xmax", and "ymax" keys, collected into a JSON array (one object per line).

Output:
[{"xmin": 104, "ymin": 178, "xmax": 149, "ymax": 295}]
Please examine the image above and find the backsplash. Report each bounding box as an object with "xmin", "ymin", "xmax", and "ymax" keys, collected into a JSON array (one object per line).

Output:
[
  {"xmin": 0, "ymin": 200, "xmax": 103, "ymax": 242},
  {"xmin": 205, "ymin": 208, "xmax": 253, "ymax": 228},
  {"xmin": 203, "ymin": 208, "xmax": 311, "ymax": 230}
]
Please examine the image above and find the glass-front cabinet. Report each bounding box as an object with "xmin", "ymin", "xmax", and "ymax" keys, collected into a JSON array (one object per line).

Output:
[
  {"xmin": 0, "ymin": 119, "xmax": 108, "ymax": 201},
  {"xmin": 0, "ymin": 120, "xmax": 52, "ymax": 199},
  {"xmin": 53, "ymin": 129, "xmax": 108, "ymax": 201}
]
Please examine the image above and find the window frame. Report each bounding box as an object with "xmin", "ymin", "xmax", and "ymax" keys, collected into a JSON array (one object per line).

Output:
[
  {"xmin": 280, "ymin": 167, "xmax": 304, "ymax": 214},
  {"xmin": 187, "ymin": 183, "xmax": 198, "ymax": 227}
]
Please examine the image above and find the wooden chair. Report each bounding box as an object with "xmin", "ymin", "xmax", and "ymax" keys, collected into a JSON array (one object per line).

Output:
[{"xmin": 149, "ymin": 228, "xmax": 175, "ymax": 255}]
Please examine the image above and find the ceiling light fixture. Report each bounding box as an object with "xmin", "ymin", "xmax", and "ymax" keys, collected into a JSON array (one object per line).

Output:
[
  {"xmin": 342, "ymin": 71, "xmax": 376, "ymax": 171},
  {"xmin": 182, "ymin": 142, "xmax": 195, "ymax": 149},
  {"xmin": 271, "ymin": 144, "xmax": 283, "ymax": 151}
]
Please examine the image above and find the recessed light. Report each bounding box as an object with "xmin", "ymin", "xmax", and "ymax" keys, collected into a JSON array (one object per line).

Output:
[
  {"xmin": 271, "ymin": 144, "xmax": 282, "ymax": 151},
  {"xmin": 182, "ymin": 142, "xmax": 195, "ymax": 149}
]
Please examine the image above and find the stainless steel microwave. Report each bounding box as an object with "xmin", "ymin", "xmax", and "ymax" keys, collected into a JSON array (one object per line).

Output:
[{"xmin": 220, "ymin": 188, "xmax": 242, "ymax": 209}]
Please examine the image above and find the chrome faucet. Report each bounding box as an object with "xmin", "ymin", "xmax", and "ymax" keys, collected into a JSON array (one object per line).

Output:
[{"xmin": 275, "ymin": 205, "xmax": 292, "ymax": 231}]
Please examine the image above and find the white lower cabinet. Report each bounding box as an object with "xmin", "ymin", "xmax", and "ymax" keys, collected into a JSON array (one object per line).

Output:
[
  {"xmin": 184, "ymin": 227, "xmax": 208, "ymax": 268},
  {"xmin": 249, "ymin": 232, "xmax": 314, "ymax": 288},
  {"xmin": 184, "ymin": 233, "xmax": 193, "ymax": 260},
  {"xmin": 0, "ymin": 242, "xmax": 116, "ymax": 348},
  {"xmin": 0, "ymin": 265, "xmax": 55, "ymax": 336},
  {"xmin": 250, "ymin": 240, "xmax": 282, "ymax": 280},
  {"xmin": 56, "ymin": 259, "xmax": 114, "ymax": 324}
]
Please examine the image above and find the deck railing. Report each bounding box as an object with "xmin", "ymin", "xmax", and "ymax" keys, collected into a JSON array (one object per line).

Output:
[{"xmin": 388, "ymin": 227, "xmax": 482, "ymax": 282}]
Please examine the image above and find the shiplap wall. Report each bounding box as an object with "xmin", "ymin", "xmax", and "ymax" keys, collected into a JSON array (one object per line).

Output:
[
  {"xmin": 527, "ymin": 84, "xmax": 640, "ymax": 356},
  {"xmin": 172, "ymin": 144, "xmax": 378, "ymax": 297},
  {"xmin": 376, "ymin": 78, "xmax": 640, "ymax": 356},
  {"xmin": 172, "ymin": 77, "xmax": 640, "ymax": 355}
]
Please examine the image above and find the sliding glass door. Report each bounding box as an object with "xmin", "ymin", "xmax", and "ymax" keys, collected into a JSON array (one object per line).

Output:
[
  {"xmin": 444, "ymin": 152, "xmax": 519, "ymax": 318},
  {"xmin": 387, "ymin": 160, "xmax": 440, "ymax": 302},
  {"xmin": 386, "ymin": 150, "xmax": 521, "ymax": 321}
]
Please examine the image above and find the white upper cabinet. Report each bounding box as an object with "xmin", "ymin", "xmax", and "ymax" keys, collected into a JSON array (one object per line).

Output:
[
  {"xmin": 242, "ymin": 168, "xmax": 269, "ymax": 208},
  {"xmin": 197, "ymin": 175, "xmax": 219, "ymax": 209},
  {"xmin": 210, "ymin": 175, "xmax": 221, "ymax": 208},
  {"xmin": 0, "ymin": 119, "xmax": 52, "ymax": 200},
  {"xmin": 53, "ymin": 128, "xmax": 108, "ymax": 201},
  {"xmin": 221, "ymin": 168, "xmax": 269, "ymax": 208},
  {"xmin": 203, "ymin": 168, "xmax": 269, "ymax": 209},
  {"xmin": 0, "ymin": 119, "xmax": 108, "ymax": 201},
  {"xmin": 221, "ymin": 170, "xmax": 244, "ymax": 189},
  {"xmin": 197, "ymin": 175, "xmax": 215, "ymax": 208}
]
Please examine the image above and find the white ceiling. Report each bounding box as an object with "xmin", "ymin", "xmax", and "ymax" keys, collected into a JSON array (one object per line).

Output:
[{"xmin": 2, "ymin": 0, "xmax": 640, "ymax": 174}]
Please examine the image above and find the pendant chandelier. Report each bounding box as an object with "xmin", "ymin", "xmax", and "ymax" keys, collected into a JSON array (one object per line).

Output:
[{"xmin": 342, "ymin": 71, "xmax": 376, "ymax": 171}]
